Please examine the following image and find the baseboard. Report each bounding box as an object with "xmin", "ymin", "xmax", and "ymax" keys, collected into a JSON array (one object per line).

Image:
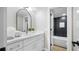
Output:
[{"xmin": 43, "ymin": 48, "xmax": 50, "ymax": 51}]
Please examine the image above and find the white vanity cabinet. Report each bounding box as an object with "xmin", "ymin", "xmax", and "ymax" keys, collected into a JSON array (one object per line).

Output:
[
  {"xmin": 7, "ymin": 40, "xmax": 24, "ymax": 51},
  {"xmin": 7, "ymin": 32, "xmax": 45, "ymax": 51},
  {"xmin": 23, "ymin": 34, "xmax": 44, "ymax": 51}
]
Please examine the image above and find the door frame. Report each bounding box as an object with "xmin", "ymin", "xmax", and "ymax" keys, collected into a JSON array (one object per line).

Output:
[
  {"xmin": 67, "ymin": 7, "xmax": 73, "ymax": 51},
  {"xmin": 49, "ymin": 8, "xmax": 54, "ymax": 51},
  {"xmin": 49, "ymin": 7, "xmax": 73, "ymax": 51}
]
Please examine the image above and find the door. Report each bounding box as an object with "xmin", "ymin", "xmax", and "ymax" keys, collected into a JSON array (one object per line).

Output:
[
  {"xmin": 50, "ymin": 10, "xmax": 54, "ymax": 47},
  {"xmin": 0, "ymin": 8, "xmax": 7, "ymax": 51},
  {"xmin": 50, "ymin": 7, "xmax": 74, "ymax": 51},
  {"xmin": 72, "ymin": 7, "xmax": 79, "ymax": 51}
]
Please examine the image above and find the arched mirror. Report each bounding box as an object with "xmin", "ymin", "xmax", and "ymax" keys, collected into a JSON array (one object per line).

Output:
[{"xmin": 16, "ymin": 7, "xmax": 32, "ymax": 33}]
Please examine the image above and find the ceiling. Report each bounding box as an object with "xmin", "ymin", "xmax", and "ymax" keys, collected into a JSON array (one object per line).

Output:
[{"xmin": 50, "ymin": 7, "xmax": 67, "ymax": 17}]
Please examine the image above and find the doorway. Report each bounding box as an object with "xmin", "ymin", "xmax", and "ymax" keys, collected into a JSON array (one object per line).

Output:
[
  {"xmin": 50, "ymin": 7, "xmax": 68, "ymax": 51},
  {"xmin": 50, "ymin": 7, "xmax": 79, "ymax": 51}
]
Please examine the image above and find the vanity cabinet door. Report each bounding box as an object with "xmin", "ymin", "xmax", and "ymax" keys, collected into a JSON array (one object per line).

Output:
[
  {"xmin": 23, "ymin": 38, "xmax": 36, "ymax": 51},
  {"xmin": 33, "ymin": 35, "xmax": 44, "ymax": 51},
  {"xmin": 7, "ymin": 40, "xmax": 23, "ymax": 51},
  {"xmin": 24, "ymin": 34, "xmax": 45, "ymax": 51},
  {"xmin": 24, "ymin": 42, "xmax": 35, "ymax": 51},
  {"xmin": 24, "ymin": 38, "xmax": 35, "ymax": 46}
]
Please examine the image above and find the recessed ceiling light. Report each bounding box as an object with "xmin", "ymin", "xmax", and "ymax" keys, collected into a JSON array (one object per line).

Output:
[
  {"xmin": 62, "ymin": 13, "xmax": 66, "ymax": 16},
  {"xmin": 61, "ymin": 17, "xmax": 65, "ymax": 20}
]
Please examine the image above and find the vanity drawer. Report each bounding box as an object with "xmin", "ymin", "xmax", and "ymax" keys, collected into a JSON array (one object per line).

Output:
[{"xmin": 7, "ymin": 41, "xmax": 23, "ymax": 51}]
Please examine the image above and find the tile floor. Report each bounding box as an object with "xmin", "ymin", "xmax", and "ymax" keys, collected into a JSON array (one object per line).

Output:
[{"xmin": 51, "ymin": 45, "xmax": 67, "ymax": 51}]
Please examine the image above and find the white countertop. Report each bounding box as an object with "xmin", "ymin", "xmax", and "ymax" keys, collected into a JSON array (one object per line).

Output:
[{"xmin": 7, "ymin": 31, "xmax": 44, "ymax": 44}]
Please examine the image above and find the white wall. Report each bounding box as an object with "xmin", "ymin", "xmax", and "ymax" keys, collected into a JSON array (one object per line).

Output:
[
  {"xmin": 52, "ymin": 7, "xmax": 67, "ymax": 17},
  {"xmin": 34, "ymin": 7, "xmax": 50, "ymax": 50},
  {"xmin": 67, "ymin": 7, "xmax": 73, "ymax": 51},
  {"xmin": 0, "ymin": 7, "xmax": 7, "ymax": 48},
  {"xmin": 72, "ymin": 7, "xmax": 79, "ymax": 50},
  {"xmin": 7, "ymin": 7, "xmax": 20, "ymax": 28}
]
